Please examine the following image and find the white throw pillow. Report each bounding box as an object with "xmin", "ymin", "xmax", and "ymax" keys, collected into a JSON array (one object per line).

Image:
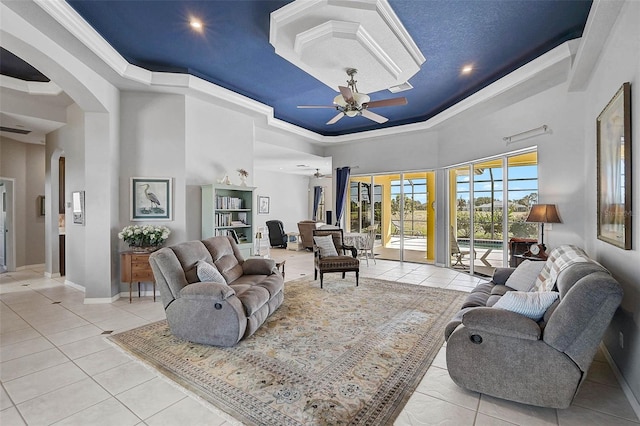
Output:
[
  {"xmin": 196, "ymin": 260, "xmax": 226, "ymax": 283},
  {"xmin": 314, "ymin": 235, "xmax": 339, "ymax": 257},
  {"xmin": 505, "ymin": 260, "xmax": 546, "ymax": 292},
  {"xmin": 493, "ymin": 291, "xmax": 559, "ymax": 321}
]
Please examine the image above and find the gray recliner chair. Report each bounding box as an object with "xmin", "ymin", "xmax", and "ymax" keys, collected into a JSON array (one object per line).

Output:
[
  {"xmin": 445, "ymin": 261, "xmax": 623, "ymax": 408},
  {"xmin": 149, "ymin": 236, "xmax": 284, "ymax": 347}
]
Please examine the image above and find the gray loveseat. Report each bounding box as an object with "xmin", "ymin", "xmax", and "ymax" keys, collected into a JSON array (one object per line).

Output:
[
  {"xmin": 444, "ymin": 248, "xmax": 623, "ymax": 408},
  {"xmin": 149, "ymin": 236, "xmax": 284, "ymax": 347}
]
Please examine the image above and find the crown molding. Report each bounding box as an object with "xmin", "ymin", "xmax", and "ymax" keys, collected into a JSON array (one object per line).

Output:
[
  {"xmin": 568, "ymin": 0, "xmax": 625, "ymax": 92},
  {"xmin": 33, "ymin": 0, "xmax": 574, "ymax": 146},
  {"xmin": 0, "ymin": 75, "xmax": 62, "ymax": 95}
]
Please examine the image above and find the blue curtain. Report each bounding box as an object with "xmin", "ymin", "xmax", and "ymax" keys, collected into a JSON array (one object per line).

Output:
[
  {"xmin": 335, "ymin": 167, "xmax": 351, "ymax": 226},
  {"xmin": 312, "ymin": 186, "xmax": 322, "ymax": 221}
]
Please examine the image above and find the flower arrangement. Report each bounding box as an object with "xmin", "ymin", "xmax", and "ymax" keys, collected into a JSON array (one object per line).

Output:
[
  {"xmin": 118, "ymin": 224, "xmax": 170, "ymax": 249},
  {"xmin": 237, "ymin": 168, "xmax": 249, "ymax": 186}
]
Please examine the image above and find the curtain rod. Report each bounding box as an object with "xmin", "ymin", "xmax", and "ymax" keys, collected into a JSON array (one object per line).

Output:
[{"xmin": 503, "ymin": 125, "xmax": 549, "ymax": 144}]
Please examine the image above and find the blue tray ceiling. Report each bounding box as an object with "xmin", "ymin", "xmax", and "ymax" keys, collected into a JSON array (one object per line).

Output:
[{"xmin": 58, "ymin": 1, "xmax": 592, "ymax": 136}]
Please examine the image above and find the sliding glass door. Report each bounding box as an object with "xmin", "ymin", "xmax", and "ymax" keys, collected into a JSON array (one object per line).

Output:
[
  {"xmin": 349, "ymin": 171, "xmax": 435, "ymax": 264},
  {"xmin": 449, "ymin": 151, "xmax": 538, "ymax": 275}
]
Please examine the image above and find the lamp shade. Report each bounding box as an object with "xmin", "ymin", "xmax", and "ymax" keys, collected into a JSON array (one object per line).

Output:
[{"xmin": 526, "ymin": 204, "xmax": 561, "ymax": 223}]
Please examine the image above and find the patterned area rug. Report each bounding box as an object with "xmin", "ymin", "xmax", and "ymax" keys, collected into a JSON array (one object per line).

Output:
[{"xmin": 109, "ymin": 276, "xmax": 466, "ymax": 425}]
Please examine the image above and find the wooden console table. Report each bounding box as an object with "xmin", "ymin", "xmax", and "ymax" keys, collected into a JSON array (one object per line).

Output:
[{"xmin": 120, "ymin": 251, "xmax": 156, "ymax": 303}]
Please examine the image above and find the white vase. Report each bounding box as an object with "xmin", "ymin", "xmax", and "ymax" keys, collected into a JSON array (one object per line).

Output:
[{"xmin": 240, "ymin": 175, "xmax": 247, "ymax": 186}]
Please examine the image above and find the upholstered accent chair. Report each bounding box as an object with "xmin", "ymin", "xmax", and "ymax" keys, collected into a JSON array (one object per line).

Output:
[
  {"xmin": 266, "ymin": 220, "xmax": 287, "ymax": 248},
  {"xmin": 297, "ymin": 220, "xmax": 319, "ymax": 250},
  {"xmin": 312, "ymin": 228, "xmax": 359, "ymax": 288}
]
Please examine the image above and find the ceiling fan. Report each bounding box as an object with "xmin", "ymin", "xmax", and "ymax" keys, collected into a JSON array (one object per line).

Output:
[{"xmin": 297, "ymin": 68, "xmax": 408, "ymax": 125}]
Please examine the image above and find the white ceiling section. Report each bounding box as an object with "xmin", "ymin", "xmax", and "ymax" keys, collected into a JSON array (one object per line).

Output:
[{"xmin": 270, "ymin": 0, "xmax": 425, "ymax": 94}]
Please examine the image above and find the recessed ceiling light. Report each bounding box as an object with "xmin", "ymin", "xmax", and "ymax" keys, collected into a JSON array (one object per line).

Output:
[
  {"xmin": 461, "ymin": 64, "xmax": 473, "ymax": 74},
  {"xmin": 190, "ymin": 18, "xmax": 203, "ymax": 31}
]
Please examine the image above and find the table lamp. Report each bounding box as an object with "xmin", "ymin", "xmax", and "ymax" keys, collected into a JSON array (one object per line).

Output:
[{"xmin": 525, "ymin": 204, "xmax": 561, "ymax": 252}]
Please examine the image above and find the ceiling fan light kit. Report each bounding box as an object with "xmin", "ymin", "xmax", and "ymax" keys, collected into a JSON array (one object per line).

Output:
[{"xmin": 299, "ymin": 68, "xmax": 407, "ymax": 125}]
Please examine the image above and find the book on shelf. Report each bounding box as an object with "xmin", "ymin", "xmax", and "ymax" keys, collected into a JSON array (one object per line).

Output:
[
  {"xmin": 215, "ymin": 212, "xmax": 233, "ymax": 227},
  {"xmin": 216, "ymin": 196, "xmax": 243, "ymax": 209},
  {"xmin": 231, "ymin": 221, "xmax": 246, "ymax": 226}
]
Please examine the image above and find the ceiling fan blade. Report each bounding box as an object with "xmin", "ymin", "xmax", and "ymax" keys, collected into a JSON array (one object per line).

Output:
[
  {"xmin": 339, "ymin": 86, "xmax": 354, "ymax": 104},
  {"xmin": 363, "ymin": 97, "xmax": 408, "ymax": 109},
  {"xmin": 326, "ymin": 112, "xmax": 344, "ymax": 125},
  {"xmin": 361, "ymin": 109, "xmax": 388, "ymax": 124},
  {"xmin": 297, "ymin": 105, "xmax": 337, "ymax": 109}
]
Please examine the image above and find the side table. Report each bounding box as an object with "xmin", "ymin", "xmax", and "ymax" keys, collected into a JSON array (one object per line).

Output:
[
  {"xmin": 120, "ymin": 251, "xmax": 156, "ymax": 303},
  {"xmin": 514, "ymin": 254, "xmax": 547, "ymax": 263},
  {"xmin": 286, "ymin": 232, "xmax": 302, "ymax": 251}
]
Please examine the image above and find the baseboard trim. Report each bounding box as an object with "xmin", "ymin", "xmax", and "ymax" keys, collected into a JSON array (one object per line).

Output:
[
  {"xmin": 119, "ymin": 290, "xmax": 158, "ymax": 299},
  {"xmin": 44, "ymin": 271, "xmax": 61, "ymax": 278},
  {"xmin": 64, "ymin": 280, "xmax": 85, "ymax": 292},
  {"xmin": 17, "ymin": 263, "xmax": 45, "ymax": 271},
  {"xmin": 84, "ymin": 294, "xmax": 120, "ymax": 304},
  {"xmin": 600, "ymin": 342, "xmax": 640, "ymax": 420}
]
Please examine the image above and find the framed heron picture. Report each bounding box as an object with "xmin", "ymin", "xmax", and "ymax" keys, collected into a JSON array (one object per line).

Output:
[{"xmin": 131, "ymin": 177, "xmax": 173, "ymax": 221}]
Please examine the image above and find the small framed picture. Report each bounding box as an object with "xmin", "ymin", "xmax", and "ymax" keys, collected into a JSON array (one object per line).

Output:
[
  {"xmin": 258, "ymin": 195, "xmax": 270, "ymax": 214},
  {"xmin": 72, "ymin": 191, "xmax": 85, "ymax": 225},
  {"xmin": 131, "ymin": 177, "xmax": 173, "ymax": 221}
]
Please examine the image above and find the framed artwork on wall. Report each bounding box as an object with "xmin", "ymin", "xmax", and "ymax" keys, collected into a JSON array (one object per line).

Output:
[
  {"xmin": 131, "ymin": 177, "xmax": 173, "ymax": 221},
  {"xmin": 72, "ymin": 191, "xmax": 85, "ymax": 225},
  {"xmin": 596, "ymin": 82, "xmax": 631, "ymax": 250},
  {"xmin": 258, "ymin": 195, "xmax": 270, "ymax": 214}
]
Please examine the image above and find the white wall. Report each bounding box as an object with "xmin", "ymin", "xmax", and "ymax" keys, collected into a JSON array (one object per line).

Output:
[
  {"xmin": 0, "ymin": 137, "xmax": 45, "ymax": 267},
  {"xmin": 252, "ymin": 169, "xmax": 310, "ymax": 234},
  {"xmin": 325, "ymin": 131, "xmax": 440, "ymax": 175},
  {"xmin": 185, "ymin": 96, "xmax": 255, "ymax": 240},
  {"xmin": 582, "ymin": 0, "xmax": 640, "ymax": 402},
  {"xmin": 119, "ymin": 92, "xmax": 186, "ymax": 243}
]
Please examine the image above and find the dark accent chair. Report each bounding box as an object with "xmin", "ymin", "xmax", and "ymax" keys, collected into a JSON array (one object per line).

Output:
[
  {"xmin": 297, "ymin": 220, "xmax": 319, "ymax": 250},
  {"xmin": 266, "ymin": 220, "xmax": 287, "ymax": 248},
  {"xmin": 312, "ymin": 229, "xmax": 359, "ymax": 288}
]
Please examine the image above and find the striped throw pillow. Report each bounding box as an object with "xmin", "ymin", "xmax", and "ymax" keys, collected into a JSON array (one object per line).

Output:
[
  {"xmin": 313, "ymin": 235, "xmax": 338, "ymax": 257},
  {"xmin": 493, "ymin": 291, "xmax": 559, "ymax": 321}
]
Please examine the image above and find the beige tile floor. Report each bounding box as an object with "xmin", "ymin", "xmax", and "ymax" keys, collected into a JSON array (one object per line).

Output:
[{"xmin": 0, "ymin": 249, "xmax": 638, "ymax": 425}]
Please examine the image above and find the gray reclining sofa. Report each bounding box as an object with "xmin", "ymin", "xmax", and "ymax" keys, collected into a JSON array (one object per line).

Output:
[
  {"xmin": 445, "ymin": 248, "xmax": 623, "ymax": 408},
  {"xmin": 149, "ymin": 236, "xmax": 284, "ymax": 347}
]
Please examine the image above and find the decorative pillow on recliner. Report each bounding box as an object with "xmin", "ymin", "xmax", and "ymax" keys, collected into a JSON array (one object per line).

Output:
[
  {"xmin": 504, "ymin": 260, "xmax": 546, "ymax": 291},
  {"xmin": 493, "ymin": 291, "xmax": 559, "ymax": 321},
  {"xmin": 196, "ymin": 260, "xmax": 226, "ymax": 283},
  {"xmin": 313, "ymin": 235, "xmax": 338, "ymax": 257}
]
